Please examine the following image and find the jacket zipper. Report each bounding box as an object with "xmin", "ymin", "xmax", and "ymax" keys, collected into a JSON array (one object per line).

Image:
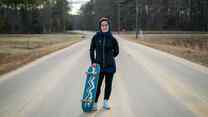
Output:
[{"xmin": 103, "ymin": 35, "xmax": 106, "ymax": 67}]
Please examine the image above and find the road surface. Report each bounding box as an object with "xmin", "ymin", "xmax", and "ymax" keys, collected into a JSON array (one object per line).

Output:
[{"xmin": 0, "ymin": 32, "xmax": 208, "ymax": 117}]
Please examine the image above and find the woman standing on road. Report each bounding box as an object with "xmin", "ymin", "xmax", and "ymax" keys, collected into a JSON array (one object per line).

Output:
[{"xmin": 90, "ymin": 17, "xmax": 119, "ymax": 110}]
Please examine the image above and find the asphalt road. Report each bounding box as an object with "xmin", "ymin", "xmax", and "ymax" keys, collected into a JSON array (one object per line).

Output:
[{"xmin": 0, "ymin": 32, "xmax": 208, "ymax": 117}]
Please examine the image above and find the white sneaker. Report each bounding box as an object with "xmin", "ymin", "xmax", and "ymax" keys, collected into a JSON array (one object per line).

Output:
[
  {"xmin": 103, "ymin": 100, "xmax": 111, "ymax": 109},
  {"xmin": 92, "ymin": 103, "xmax": 98, "ymax": 111}
]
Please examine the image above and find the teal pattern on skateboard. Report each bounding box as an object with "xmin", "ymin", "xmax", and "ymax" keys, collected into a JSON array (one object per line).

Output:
[{"xmin": 81, "ymin": 64, "xmax": 100, "ymax": 112}]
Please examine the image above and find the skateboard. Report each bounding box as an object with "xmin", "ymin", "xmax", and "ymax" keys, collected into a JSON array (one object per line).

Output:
[{"xmin": 81, "ymin": 64, "xmax": 100, "ymax": 112}]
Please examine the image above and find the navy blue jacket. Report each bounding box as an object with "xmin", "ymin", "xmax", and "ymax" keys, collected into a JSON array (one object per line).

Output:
[{"xmin": 90, "ymin": 32, "xmax": 119, "ymax": 73}]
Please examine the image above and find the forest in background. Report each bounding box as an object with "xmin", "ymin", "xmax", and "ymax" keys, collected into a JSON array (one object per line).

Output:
[
  {"xmin": 0, "ymin": 0, "xmax": 71, "ymax": 33},
  {"xmin": 76, "ymin": 0, "xmax": 208, "ymax": 32}
]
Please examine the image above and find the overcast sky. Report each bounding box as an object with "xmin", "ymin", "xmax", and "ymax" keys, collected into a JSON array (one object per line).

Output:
[{"xmin": 68, "ymin": 0, "xmax": 90, "ymax": 15}]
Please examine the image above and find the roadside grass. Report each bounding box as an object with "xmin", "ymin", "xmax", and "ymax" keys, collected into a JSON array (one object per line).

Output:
[
  {"xmin": 0, "ymin": 33, "xmax": 84, "ymax": 76},
  {"xmin": 121, "ymin": 33, "xmax": 208, "ymax": 67}
]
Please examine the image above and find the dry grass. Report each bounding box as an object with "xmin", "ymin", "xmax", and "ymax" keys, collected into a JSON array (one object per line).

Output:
[
  {"xmin": 121, "ymin": 33, "xmax": 208, "ymax": 67},
  {"xmin": 0, "ymin": 34, "xmax": 83, "ymax": 76}
]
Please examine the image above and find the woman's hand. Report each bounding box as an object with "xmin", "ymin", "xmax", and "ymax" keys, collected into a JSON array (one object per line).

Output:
[{"xmin": 92, "ymin": 63, "xmax": 97, "ymax": 67}]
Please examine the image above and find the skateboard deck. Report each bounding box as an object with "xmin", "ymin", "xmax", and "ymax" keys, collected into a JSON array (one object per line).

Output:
[{"xmin": 81, "ymin": 64, "xmax": 100, "ymax": 112}]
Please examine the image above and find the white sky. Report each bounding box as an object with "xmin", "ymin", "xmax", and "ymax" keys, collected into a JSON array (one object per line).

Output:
[{"xmin": 68, "ymin": 0, "xmax": 90, "ymax": 15}]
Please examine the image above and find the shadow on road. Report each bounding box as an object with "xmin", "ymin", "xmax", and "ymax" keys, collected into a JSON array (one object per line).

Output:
[{"xmin": 78, "ymin": 108, "xmax": 111, "ymax": 117}]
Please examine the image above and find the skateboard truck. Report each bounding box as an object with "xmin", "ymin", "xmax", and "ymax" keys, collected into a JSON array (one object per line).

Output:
[
  {"xmin": 81, "ymin": 99, "xmax": 94, "ymax": 103},
  {"xmin": 85, "ymin": 71, "xmax": 98, "ymax": 77}
]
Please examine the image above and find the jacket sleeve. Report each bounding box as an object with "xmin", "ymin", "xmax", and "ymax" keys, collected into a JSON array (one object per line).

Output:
[
  {"xmin": 112, "ymin": 37, "xmax": 119, "ymax": 57},
  {"xmin": 90, "ymin": 35, "xmax": 96, "ymax": 64}
]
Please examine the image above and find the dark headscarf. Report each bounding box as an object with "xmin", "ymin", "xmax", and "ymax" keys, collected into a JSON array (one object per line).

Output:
[{"xmin": 97, "ymin": 17, "xmax": 113, "ymax": 37}]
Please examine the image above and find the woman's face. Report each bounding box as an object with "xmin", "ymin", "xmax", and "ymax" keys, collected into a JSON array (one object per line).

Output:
[{"xmin": 101, "ymin": 21, "xmax": 109, "ymax": 33}]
